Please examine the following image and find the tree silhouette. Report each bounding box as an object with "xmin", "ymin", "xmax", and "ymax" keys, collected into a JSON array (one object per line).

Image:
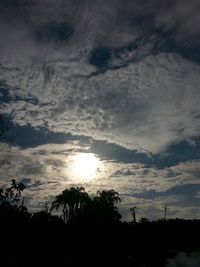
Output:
[
  {"xmin": 51, "ymin": 187, "xmax": 89, "ymax": 223},
  {"xmin": 0, "ymin": 180, "xmax": 29, "ymax": 225},
  {"xmin": 94, "ymin": 189, "xmax": 121, "ymax": 208},
  {"xmin": 92, "ymin": 189, "xmax": 121, "ymax": 224},
  {"xmin": 0, "ymin": 179, "xmax": 25, "ymax": 205},
  {"xmin": 139, "ymin": 217, "xmax": 149, "ymax": 223},
  {"xmin": 1, "ymin": 179, "xmax": 200, "ymax": 267}
]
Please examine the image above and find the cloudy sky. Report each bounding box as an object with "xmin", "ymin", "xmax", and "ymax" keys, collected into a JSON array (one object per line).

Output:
[{"xmin": 0, "ymin": 0, "xmax": 200, "ymax": 220}]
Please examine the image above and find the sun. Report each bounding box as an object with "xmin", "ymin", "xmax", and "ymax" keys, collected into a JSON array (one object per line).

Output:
[{"xmin": 69, "ymin": 153, "xmax": 100, "ymax": 182}]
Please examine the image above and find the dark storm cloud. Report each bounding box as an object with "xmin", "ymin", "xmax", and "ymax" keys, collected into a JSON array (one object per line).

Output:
[
  {"xmin": 34, "ymin": 23, "xmax": 73, "ymax": 44},
  {"xmin": 20, "ymin": 162, "xmax": 44, "ymax": 175},
  {"xmin": 1, "ymin": 112, "xmax": 200, "ymax": 169},
  {"xmin": 19, "ymin": 178, "xmax": 59, "ymax": 190},
  {"xmin": 133, "ymin": 183, "xmax": 200, "ymax": 208},
  {"xmin": 19, "ymin": 178, "xmax": 44, "ymax": 189},
  {"xmin": 2, "ymin": 110, "xmax": 199, "ymax": 170},
  {"xmin": 1, "ymin": 115, "xmax": 89, "ymax": 148},
  {"xmin": 133, "ymin": 183, "xmax": 200, "ymax": 199},
  {"xmin": 89, "ymin": 139, "xmax": 153, "ymax": 164},
  {"xmin": 155, "ymin": 140, "xmax": 200, "ymax": 168},
  {"xmin": 0, "ymin": 0, "xmax": 199, "ymax": 59}
]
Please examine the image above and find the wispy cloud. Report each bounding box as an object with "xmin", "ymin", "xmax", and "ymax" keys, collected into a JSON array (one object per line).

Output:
[
  {"xmin": 0, "ymin": 0, "xmax": 200, "ymax": 219},
  {"xmin": 1, "ymin": 139, "xmax": 200, "ymax": 219}
]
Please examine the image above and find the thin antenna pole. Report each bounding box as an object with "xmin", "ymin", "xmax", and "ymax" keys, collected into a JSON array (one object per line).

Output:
[
  {"xmin": 163, "ymin": 205, "xmax": 168, "ymax": 220},
  {"xmin": 130, "ymin": 207, "xmax": 137, "ymax": 223}
]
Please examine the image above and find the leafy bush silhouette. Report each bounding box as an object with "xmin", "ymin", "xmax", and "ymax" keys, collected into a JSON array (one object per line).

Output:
[{"xmin": 0, "ymin": 179, "xmax": 29, "ymax": 224}]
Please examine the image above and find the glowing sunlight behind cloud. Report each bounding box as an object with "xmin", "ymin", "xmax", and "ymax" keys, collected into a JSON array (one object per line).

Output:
[{"xmin": 67, "ymin": 153, "xmax": 101, "ymax": 183}]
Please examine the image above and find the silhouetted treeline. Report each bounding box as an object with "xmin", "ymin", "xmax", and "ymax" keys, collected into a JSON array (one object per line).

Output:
[{"xmin": 0, "ymin": 180, "xmax": 200, "ymax": 267}]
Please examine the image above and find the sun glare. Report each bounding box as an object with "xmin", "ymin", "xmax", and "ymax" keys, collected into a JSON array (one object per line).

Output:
[{"xmin": 69, "ymin": 153, "xmax": 100, "ymax": 182}]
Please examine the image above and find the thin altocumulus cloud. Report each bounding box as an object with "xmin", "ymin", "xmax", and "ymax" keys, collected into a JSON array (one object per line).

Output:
[
  {"xmin": 1, "ymin": 138, "xmax": 200, "ymax": 219},
  {"xmin": 0, "ymin": 0, "xmax": 200, "ymax": 220},
  {"xmin": 1, "ymin": 52, "xmax": 200, "ymax": 154}
]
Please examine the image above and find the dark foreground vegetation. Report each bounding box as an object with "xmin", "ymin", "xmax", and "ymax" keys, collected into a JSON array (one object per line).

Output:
[{"xmin": 0, "ymin": 180, "xmax": 200, "ymax": 267}]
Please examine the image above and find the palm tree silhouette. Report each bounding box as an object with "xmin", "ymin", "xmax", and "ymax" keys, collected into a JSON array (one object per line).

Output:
[
  {"xmin": 51, "ymin": 191, "xmax": 68, "ymax": 222},
  {"xmin": 94, "ymin": 189, "xmax": 121, "ymax": 208},
  {"xmin": 51, "ymin": 187, "xmax": 89, "ymax": 223},
  {"xmin": 92, "ymin": 190, "xmax": 121, "ymax": 223}
]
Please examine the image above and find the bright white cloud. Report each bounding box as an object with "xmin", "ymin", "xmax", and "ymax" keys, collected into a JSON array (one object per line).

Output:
[
  {"xmin": 1, "ymin": 51, "xmax": 200, "ymax": 154},
  {"xmin": 1, "ymin": 141, "xmax": 200, "ymax": 219}
]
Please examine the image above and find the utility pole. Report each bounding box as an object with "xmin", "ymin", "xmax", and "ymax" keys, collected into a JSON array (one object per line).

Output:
[
  {"xmin": 163, "ymin": 205, "xmax": 168, "ymax": 220},
  {"xmin": 130, "ymin": 207, "xmax": 137, "ymax": 223},
  {"xmin": 39, "ymin": 201, "xmax": 49, "ymax": 213},
  {"xmin": 43, "ymin": 201, "xmax": 49, "ymax": 213}
]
